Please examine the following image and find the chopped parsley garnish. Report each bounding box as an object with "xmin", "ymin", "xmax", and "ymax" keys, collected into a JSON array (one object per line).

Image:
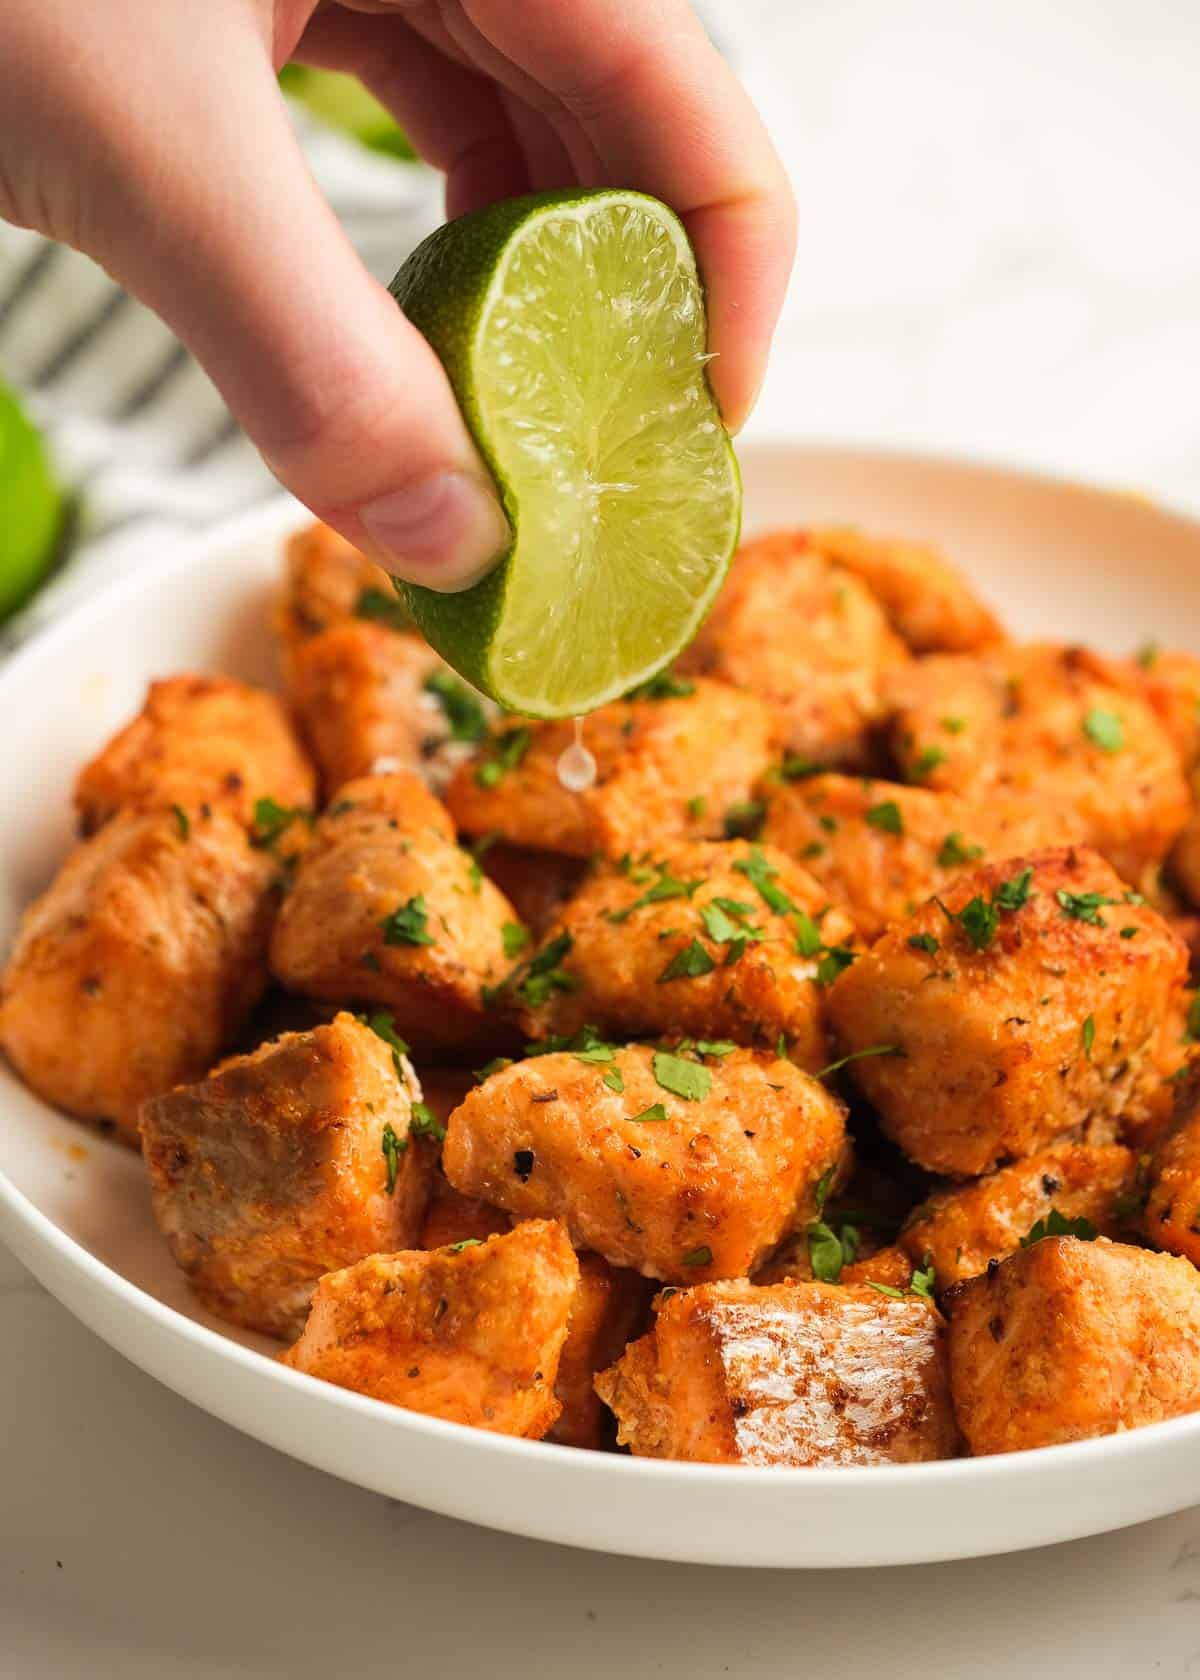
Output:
[
  {"xmin": 1056, "ymin": 889, "xmax": 1118, "ymax": 927},
  {"xmin": 941, "ymin": 716, "xmax": 967, "ymax": 734},
  {"xmin": 681, "ymin": 1245, "xmax": 713, "ymax": 1267},
  {"xmin": 625, "ymin": 669, "xmax": 695, "ymax": 702},
  {"xmin": 815, "ymin": 1043, "xmax": 902, "ymax": 1081},
  {"xmin": 910, "ymin": 745, "xmax": 947, "ymax": 779},
  {"xmin": 423, "ymin": 669, "xmax": 487, "ymax": 744},
  {"xmin": 779, "ymin": 755, "xmax": 822, "ymax": 781},
  {"xmin": 816, "ymin": 945, "xmax": 856, "ymax": 987},
  {"xmin": 381, "ymin": 1122, "xmax": 405, "ymax": 1193},
  {"xmin": 808, "ymin": 1217, "xmax": 859, "ymax": 1283},
  {"xmin": 1020, "ymin": 1208, "xmax": 1099, "ymax": 1247},
  {"xmin": 606, "ymin": 865, "xmax": 702, "ymax": 923},
  {"xmin": 1135, "ymin": 642, "xmax": 1160, "ymax": 670},
  {"xmin": 652, "ymin": 1050, "xmax": 712, "ymax": 1102},
  {"xmin": 694, "ymin": 1039, "xmax": 737, "ymax": 1058},
  {"xmin": 380, "ymin": 894, "xmax": 435, "ymax": 947},
  {"xmin": 907, "ymin": 933, "xmax": 940, "ymax": 956},
  {"xmin": 865, "ymin": 800, "xmax": 904, "ymax": 836},
  {"xmin": 602, "ymin": 1066, "xmax": 625, "ymax": 1093},
  {"xmin": 700, "ymin": 898, "xmax": 763, "ymax": 944},
  {"xmin": 354, "ymin": 586, "xmax": 410, "ymax": 630},
  {"xmin": 251, "ymin": 796, "xmax": 311, "ymax": 851},
  {"xmin": 937, "ymin": 831, "xmax": 984, "ymax": 869},
  {"xmin": 794, "ymin": 911, "xmax": 824, "ymax": 959},
  {"xmin": 868, "ymin": 1265, "xmax": 936, "ymax": 1301},
  {"xmin": 1082, "ymin": 1015, "xmax": 1095, "ymax": 1059},
  {"xmin": 629, "ymin": 1102, "xmax": 669, "ymax": 1124},
  {"xmin": 171, "ymin": 804, "xmax": 190, "ymax": 840},
  {"xmin": 1120, "ymin": 926, "xmax": 1139, "ymax": 939},
  {"xmin": 447, "ymin": 1238, "xmax": 482, "ymax": 1253},
  {"xmin": 733, "ymin": 846, "xmax": 794, "ymax": 916},
  {"xmin": 723, "ymin": 800, "xmax": 766, "ymax": 840},
  {"xmin": 909, "ymin": 1264, "xmax": 936, "ymax": 1300},
  {"xmin": 526, "ymin": 1023, "xmax": 609, "ymax": 1057},
  {"xmin": 994, "ymin": 866, "xmax": 1034, "ymax": 912},
  {"xmin": 501, "ymin": 921, "xmax": 530, "ymax": 959},
  {"xmin": 658, "ymin": 939, "xmax": 717, "ymax": 982},
  {"xmin": 686, "ymin": 794, "xmax": 707, "ymax": 820},
  {"xmin": 475, "ymin": 1056, "xmax": 514, "ymax": 1082},
  {"xmin": 1083, "ymin": 706, "xmax": 1124, "ymax": 753},
  {"xmin": 466, "ymin": 856, "xmax": 482, "ymax": 894},
  {"xmin": 475, "ymin": 725, "xmax": 531, "ymax": 789},
  {"xmin": 357, "ymin": 1010, "xmax": 411, "ymax": 1081},
  {"xmin": 411, "ymin": 1102, "xmax": 447, "ymax": 1144},
  {"xmin": 515, "ymin": 931, "xmax": 577, "ymax": 1007},
  {"xmin": 955, "ymin": 896, "xmax": 999, "ymax": 951},
  {"xmin": 1186, "ymin": 994, "xmax": 1200, "ymax": 1043}
]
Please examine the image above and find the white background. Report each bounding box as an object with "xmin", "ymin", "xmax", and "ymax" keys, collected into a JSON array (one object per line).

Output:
[{"xmin": 4, "ymin": 0, "xmax": 1200, "ymax": 1671}]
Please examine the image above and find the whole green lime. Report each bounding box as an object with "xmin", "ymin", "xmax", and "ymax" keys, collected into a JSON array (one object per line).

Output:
[
  {"xmin": 389, "ymin": 189, "xmax": 741, "ymax": 718},
  {"xmin": 0, "ymin": 379, "xmax": 63, "ymax": 622}
]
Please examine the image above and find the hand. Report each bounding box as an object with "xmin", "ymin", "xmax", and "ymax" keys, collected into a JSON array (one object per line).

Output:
[{"xmin": 0, "ymin": 1, "xmax": 796, "ymax": 589}]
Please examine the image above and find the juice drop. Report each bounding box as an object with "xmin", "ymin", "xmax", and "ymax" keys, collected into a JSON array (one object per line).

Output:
[{"xmin": 556, "ymin": 717, "xmax": 597, "ymax": 792}]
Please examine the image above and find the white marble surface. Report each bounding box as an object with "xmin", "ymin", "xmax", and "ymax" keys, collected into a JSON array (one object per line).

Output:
[{"xmin": 5, "ymin": 0, "xmax": 1200, "ymax": 1671}]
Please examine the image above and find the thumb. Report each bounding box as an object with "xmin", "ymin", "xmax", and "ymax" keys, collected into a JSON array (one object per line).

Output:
[{"xmin": 83, "ymin": 12, "xmax": 508, "ymax": 591}]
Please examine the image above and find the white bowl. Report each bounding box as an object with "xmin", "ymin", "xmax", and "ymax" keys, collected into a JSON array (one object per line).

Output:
[{"xmin": 2, "ymin": 443, "xmax": 1200, "ymax": 1570}]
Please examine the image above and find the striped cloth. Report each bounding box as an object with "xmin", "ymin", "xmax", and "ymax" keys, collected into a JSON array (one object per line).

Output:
[{"xmin": 0, "ymin": 105, "xmax": 442, "ymax": 650}]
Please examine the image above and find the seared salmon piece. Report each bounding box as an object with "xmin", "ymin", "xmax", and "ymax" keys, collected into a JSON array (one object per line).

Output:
[
  {"xmin": 1086, "ymin": 646, "xmax": 1200, "ymax": 771},
  {"xmin": 841, "ymin": 1245, "xmax": 917, "ymax": 1289},
  {"xmin": 285, "ymin": 619, "xmax": 494, "ymax": 798},
  {"xmin": 945, "ymin": 1237, "xmax": 1200, "ymax": 1453},
  {"xmin": 270, "ymin": 773, "xmax": 516, "ymax": 1053},
  {"xmin": 0, "ymin": 805, "xmax": 276, "ymax": 1143},
  {"xmin": 1170, "ymin": 806, "xmax": 1200, "ymax": 912},
  {"xmin": 274, "ymin": 520, "xmax": 396, "ymax": 653},
  {"xmin": 420, "ymin": 1173, "xmax": 511, "ymax": 1250},
  {"xmin": 550, "ymin": 1254, "xmax": 653, "ymax": 1450},
  {"xmin": 74, "ymin": 674, "xmax": 314, "ymax": 836},
  {"xmin": 884, "ymin": 646, "xmax": 1189, "ymax": 884},
  {"xmin": 512, "ymin": 840, "xmax": 856, "ymax": 1071},
  {"xmin": 444, "ymin": 678, "xmax": 773, "ymax": 859},
  {"xmin": 281, "ymin": 1220, "xmax": 579, "ymax": 1438},
  {"xmin": 1143, "ymin": 1099, "xmax": 1200, "ymax": 1267},
  {"xmin": 808, "ymin": 526, "xmax": 1005, "ymax": 655},
  {"xmin": 759, "ymin": 774, "xmax": 997, "ymax": 942},
  {"xmin": 443, "ymin": 1045, "xmax": 846, "ymax": 1283},
  {"xmin": 140, "ymin": 1013, "xmax": 432, "ymax": 1338},
  {"xmin": 676, "ymin": 529, "xmax": 909, "ymax": 766},
  {"xmin": 826, "ymin": 847, "xmax": 1188, "ymax": 1177},
  {"xmin": 594, "ymin": 1279, "xmax": 959, "ymax": 1465},
  {"xmin": 900, "ymin": 1143, "xmax": 1137, "ymax": 1286},
  {"xmin": 478, "ymin": 843, "xmax": 589, "ymax": 940}
]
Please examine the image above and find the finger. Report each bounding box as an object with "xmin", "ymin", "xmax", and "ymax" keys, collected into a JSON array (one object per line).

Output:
[
  {"xmin": 88, "ymin": 4, "xmax": 508, "ymax": 589},
  {"xmin": 428, "ymin": 0, "xmax": 798, "ymax": 430}
]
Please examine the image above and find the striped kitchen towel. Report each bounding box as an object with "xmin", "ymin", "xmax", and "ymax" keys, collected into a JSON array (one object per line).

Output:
[{"xmin": 0, "ymin": 104, "xmax": 442, "ymax": 651}]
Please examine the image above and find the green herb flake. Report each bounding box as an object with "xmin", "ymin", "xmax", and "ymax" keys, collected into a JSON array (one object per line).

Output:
[
  {"xmin": 466, "ymin": 856, "xmax": 483, "ymax": 894},
  {"xmin": 1083, "ymin": 706, "xmax": 1124, "ymax": 753},
  {"xmin": 658, "ymin": 939, "xmax": 717, "ymax": 983},
  {"xmin": 937, "ymin": 831, "xmax": 984, "ymax": 869},
  {"xmin": 475, "ymin": 1056, "xmax": 514, "ymax": 1082},
  {"xmin": 1020, "ymin": 1208, "xmax": 1099, "ymax": 1247},
  {"xmin": 171, "ymin": 804, "xmax": 190, "ymax": 840},
  {"xmin": 1120, "ymin": 926, "xmax": 1139, "ymax": 939},
  {"xmin": 994, "ymin": 866, "xmax": 1034, "ymax": 912},
  {"xmin": 815, "ymin": 1044, "xmax": 902, "ymax": 1081},
  {"xmin": 723, "ymin": 800, "xmax": 766, "ymax": 841},
  {"xmin": 381, "ymin": 1122, "xmax": 406, "ymax": 1193},
  {"xmin": 695, "ymin": 1039, "xmax": 737, "ymax": 1058},
  {"xmin": 422, "ymin": 669, "xmax": 487, "ymax": 743},
  {"xmin": 606, "ymin": 866, "xmax": 703, "ymax": 924},
  {"xmin": 808, "ymin": 1220, "xmax": 857, "ymax": 1284},
  {"xmin": 1056, "ymin": 889, "xmax": 1118, "ymax": 927},
  {"xmin": 629, "ymin": 1102, "xmax": 670, "ymax": 1124},
  {"xmin": 941, "ymin": 716, "xmax": 967, "ymax": 735},
  {"xmin": 681, "ymin": 1245, "xmax": 714, "ymax": 1268},
  {"xmin": 780, "ymin": 755, "xmax": 822, "ymax": 781},
  {"xmin": 447, "ymin": 1238, "xmax": 482, "ymax": 1253},
  {"xmin": 733, "ymin": 846, "xmax": 795, "ymax": 917},
  {"xmin": 907, "ymin": 933, "xmax": 940, "ymax": 956},
  {"xmin": 652, "ymin": 1050, "xmax": 713, "ymax": 1102},
  {"xmin": 1186, "ymin": 994, "xmax": 1200, "ymax": 1044},
  {"xmin": 1135, "ymin": 642, "xmax": 1160, "ymax": 670},
  {"xmin": 956, "ymin": 896, "xmax": 999, "ymax": 951},
  {"xmin": 251, "ymin": 796, "xmax": 311, "ymax": 852},
  {"xmin": 794, "ymin": 911, "xmax": 824, "ymax": 958},
  {"xmin": 602, "ymin": 1066, "xmax": 625, "ymax": 1093},
  {"xmin": 515, "ymin": 931, "xmax": 577, "ymax": 1008},
  {"xmin": 909, "ymin": 1264, "xmax": 936, "ymax": 1300},
  {"xmin": 502, "ymin": 921, "xmax": 530, "ymax": 959},
  {"xmin": 1082, "ymin": 1014, "xmax": 1095, "ymax": 1059},
  {"xmin": 475, "ymin": 725, "xmax": 531, "ymax": 789},
  {"xmin": 625, "ymin": 669, "xmax": 696, "ymax": 702},
  {"xmin": 411, "ymin": 1102, "xmax": 447, "ymax": 1144},
  {"xmin": 865, "ymin": 800, "xmax": 904, "ymax": 836},
  {"xmin": 686, "ymin": 794, "xmax": 707, "ymax": 821},
  {"xmin": 816, "ymin": 945, "xmax": 856, "ymax": 987},
  {"xmin": 910, "ymin": 745, "xmax": 947, "ymax": 779},
  {"xmin": 380, "ymin": 894, "xmax": 435, "ymax": 947},
  {"xmin": 357, "ymin": 1010, "xmax": 411, "ymax": 1082}
]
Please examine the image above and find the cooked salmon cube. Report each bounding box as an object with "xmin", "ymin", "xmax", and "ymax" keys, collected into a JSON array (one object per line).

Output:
[
  {"xmin": 74, "ymin": 675, "xmax": 315, "ymax": 836},
  {"xmin": 878, "ymin": 654, "xmax": 1009, "ymax": 795},
  {"xmin": 443, "ymin": 1045, "xmax": 847, "ymax": 1283},
  {"xmin": 1143, "ymin": 1101, "xmax": 1200, "ymax": 1266},
  {"xmin": 0, "ymin": 806, "xmax": 276, "ymax": 1144},
  {"xmin": 594, "ymin": 1279, "xmax": 959, "ymax": 1465},
  {"xmin": 420, "ymin": 1174, "xmax": 511, "ymax": 1250},
  {"xmin": 883, "ymin": 646, "xmax": 1190, "ymax": 885},
  {"xmin": 510, "ymin": 841, "xmax": 856, "ymax": 1071},
  {"xmin": 141, "ymin": 1012, "xmax": 433, "ymax": 1337},
  {"xmin": 280, "ymin": 1220, "xmax": 579, "ymax": 1438},
  {"xmin": 270, "ymin": 773, "xmax": 517, "ymax": 1053},
  {"xmin": 1087, "ymin": 646, "xmax": 1200, "ymax": 771},
  {"xmin": 550, "ymin": 1254, "xmax": 653, "ymax": 1450},
  {"xmin": 1170, "ymin": 807, "xmax": 1200, "ymax": 912},
  {"xmin": 478, "ymin": 843, "xmax": 588, "ymax": 940},
  {"xmin": 759, "ymin": 774, "xmax": 997, "ymax": 941},
  {"xmin": 840, "ymin": 1245, "xmax": 917, "ymax": 1289},
  {"xmin": 444, "ymin": 678, "xmax": 773, "ymax": 859},
  {"xmin": 284, "ymin": 619, "xmax": 494, "ymax": 798},
  {"xmin": 677, "ymin": 529, "xmax": 910, "ymax": 765},
  {"xmin": 274, "ymin": 520, "xmax": 397, "ymax": 653},
  {"xmin": 899, "ymin": 1143, "xmax": 1137, "ymax": 1286},
  {"xmin": 808, "ymin": 526, "xmax": 1005, "ymax": 655},
  {"xmin": 826, "ymin": 847, "xmax": 1188, "ymax": 1176},
  {"xmin": 944, "ymin": 1236, "xmax": 1200, "ymax": 1453}
]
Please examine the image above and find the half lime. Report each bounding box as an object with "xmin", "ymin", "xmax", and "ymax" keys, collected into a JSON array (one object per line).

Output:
[
  {"xmin": 388, "ymin": 189, "xmax": 741, "ymax": 717},
  {"xmin": 0, "ymin": 378, "xmax": 63, "ymax": 622}
]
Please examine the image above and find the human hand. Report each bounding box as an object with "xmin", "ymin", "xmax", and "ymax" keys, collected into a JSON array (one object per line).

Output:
[{"xmin": 1, "ymin": 1, "xmax": 795, "ymax": 589}]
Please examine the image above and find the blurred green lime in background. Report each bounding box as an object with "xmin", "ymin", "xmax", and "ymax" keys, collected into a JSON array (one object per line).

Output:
[
  {"xmin": 278, "ymin": 65, "xmax": 416, "ymax": 160},
  {"xmin": 0, "ymin": 379, "xmax": 65, "ymax": 623}
]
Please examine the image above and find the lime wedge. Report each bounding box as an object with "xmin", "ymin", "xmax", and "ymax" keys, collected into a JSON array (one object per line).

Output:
[
  {"xmin": 279, "ymin": 65, "xmax": 415, "ymax": 160},
  {"xmin": 388, "ymin": 189, "xmax": 741, "ymax": 718},
  {"xmin": 0, "ymin": 379, "xmax": 63, "ymax": 622}
]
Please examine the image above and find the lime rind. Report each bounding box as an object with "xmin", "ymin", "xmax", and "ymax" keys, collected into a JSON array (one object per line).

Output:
[
  {"xmin": 389, "ymin": 189, "xmax": 741, "ymax": 718},
  {"xmin": 0, "ymin": 380, "xmax": 64, "ymax": 622}
]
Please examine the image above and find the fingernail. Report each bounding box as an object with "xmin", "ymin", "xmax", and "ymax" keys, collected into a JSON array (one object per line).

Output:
[{"xmin": 359, "ymin": 471, "xmax": 510, "ymax": 592}]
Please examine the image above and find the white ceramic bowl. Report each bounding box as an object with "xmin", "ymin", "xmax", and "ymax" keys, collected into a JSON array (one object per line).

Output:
[{"xmin": 3, "ymin": 443, "xmax": 1200, "ymax": 1569}]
